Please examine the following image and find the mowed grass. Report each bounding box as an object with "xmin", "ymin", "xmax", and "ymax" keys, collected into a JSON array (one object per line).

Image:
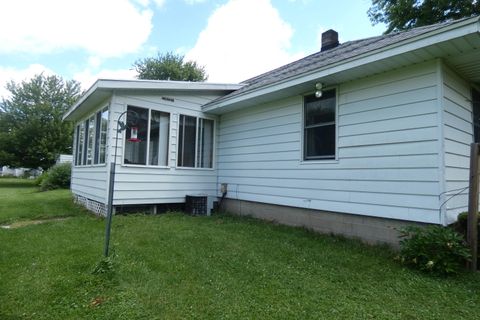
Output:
[
  {"xmin": 0, "ymin": 178, "xmax": 83, "ymax": 224},
  {"xmin": 1, "ymin": 179, "xmax": 480, "ymax": 319}
]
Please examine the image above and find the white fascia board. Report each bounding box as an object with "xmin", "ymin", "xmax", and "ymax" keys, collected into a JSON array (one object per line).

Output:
[
  {"xmin": 205, "ymin": 17, "xmax": 480, "ymax": 112},
  {"xmin": 63, "ymin": 79, "xmax": 243, "ymax": 121},
  {"xmin": 62, "ymin": 79, "xmax": 100, "ymax": 121},
  {"xmin": 95, "ymin": 79, "xmax": 243, "ymax": 91}
]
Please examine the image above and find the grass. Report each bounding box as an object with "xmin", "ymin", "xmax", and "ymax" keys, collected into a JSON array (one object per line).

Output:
[
  {"xmin": 0, "ymin": 178, "xmax": 83, "ymax": 224},
  {"xmin": 1, "ymin": 179, "xmax": 480, "ymax": 319}
]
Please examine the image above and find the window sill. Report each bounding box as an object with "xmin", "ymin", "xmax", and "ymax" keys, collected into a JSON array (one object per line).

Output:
[
  {"xmin": 74, "ymin": 164, "xmax": 107, "ymax": 168},
  {"xmin": 300, "ymin": 158, "xmax": 339, "ymax": 165},
  {"xmin": 176, "ymin": 166, "xmax": 215, "ymax": 171},
  {"xmin": 121, "ymin": 164, "xmax": 170, "ymax": 169}
]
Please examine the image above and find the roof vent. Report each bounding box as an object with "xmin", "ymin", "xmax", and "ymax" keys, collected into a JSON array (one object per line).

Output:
[{"xmin": 321, "ymin": 29, "xmax": 339, "ymax": 51}]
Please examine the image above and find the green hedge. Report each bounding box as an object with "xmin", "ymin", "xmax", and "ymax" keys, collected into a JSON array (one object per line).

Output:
[{"xmin": 37, "ymin": 162, "xmax": 71, "ymax": 191}]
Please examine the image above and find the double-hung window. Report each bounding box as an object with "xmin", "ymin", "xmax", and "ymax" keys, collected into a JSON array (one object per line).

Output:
[
  {"xmin": 303, "ymin": 89, "xmax": 336, "ymax": 160},
  {"xmin": 177, "ymin": 115, "xmax": 214, "ymax": 168},
  {"xmin": 123, "ymin": 105, "xmax": 170, "ymax": 166}
]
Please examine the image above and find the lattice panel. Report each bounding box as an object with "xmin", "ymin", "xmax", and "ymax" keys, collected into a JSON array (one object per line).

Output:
[{"xmin": 74, "ymin": 195, "xmax": 107, "ymax": 217}]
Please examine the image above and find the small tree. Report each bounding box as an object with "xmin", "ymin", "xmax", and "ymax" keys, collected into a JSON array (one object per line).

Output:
[
  {"xmin": 0, "ymin": 74, "xmax": 81, "ymax": 169},
  {"xmin": 133, "ymin": 52, "xmax": 208, "ymax": 82},
  {"xmin": 368, "ymin": 0, "xmax": 480, "ymax": 33}
]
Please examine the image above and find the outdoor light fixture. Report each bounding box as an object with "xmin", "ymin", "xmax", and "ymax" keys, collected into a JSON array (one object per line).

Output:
[
  {"xmin": 315, "ymin": 82, "xmax": 324, "ymax": 98},
  {"xmin": 104, "ymin": 109, "xmax": 139, "ymax": 257}
]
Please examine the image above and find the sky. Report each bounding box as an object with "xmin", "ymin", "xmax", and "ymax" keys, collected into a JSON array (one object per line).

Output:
[{"xmin": 0, "ymin": 0, "xmax": 386, "ymax": 99}]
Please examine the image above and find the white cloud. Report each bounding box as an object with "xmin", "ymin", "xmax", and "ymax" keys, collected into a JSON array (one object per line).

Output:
[
  {"xmin": 73, "ymin": 68, "xmax": 138, "ymax": 91},
  {"xmin": 152, "ymin": 0, "xmax": 166, "ymax": 7},
  {"xmin": 184, "ymin": 0, "xmax": 207, "ymax": 4},
  {"xmin": 0, "ymin": 0, "xmax": 154, "ymax": 58},
  {"xmin": 0, "ymin": 64, "xmax": 55, "ymax": 100},
  {"xmin": 186, "ymin": 0, "xmax": 301, "ymax": 83}
]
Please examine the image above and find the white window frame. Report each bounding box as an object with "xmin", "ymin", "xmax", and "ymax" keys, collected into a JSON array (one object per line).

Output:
[
  {"xmin": 121, "ymin": 105, "xmax": 170, "ymax": 168},
  {"xmin": 74, "ymin": 105, "xmax": 109, "ymax": 167},
  {"xmin": 300, "ymin": 87, "xmax": 339, "ymax": 164},
  {"xmin": 177, "ymin": 114, "xmax": 215, "ymax": 170}
]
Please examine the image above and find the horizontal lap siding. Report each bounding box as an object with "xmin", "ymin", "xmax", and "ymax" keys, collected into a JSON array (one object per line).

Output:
[
  {"xmin": 71, "ymin": 102, "xmax": 110, "ymax": 204},
  {"xmin": 71, "ymin": 166, "xmax": 108, "ymax": 203},
  {"xmin": 442, "ymin": 66, "xmax": 472, "ymax": 223},
  {"xmin": 217, "ymin": 61, "xmax": 442, "ymax": 223},
  {"xmin": 110, "ymin": 93, "xmax": 218, "ymax": 205}
]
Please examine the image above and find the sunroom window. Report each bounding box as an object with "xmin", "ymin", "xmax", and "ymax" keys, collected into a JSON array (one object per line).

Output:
[
  {"xmin": 303, "ymin": 89, "xmax": 336, "ymax": 160},
  {"xmin": 177, "ymin": 115, "xmax": 214, "ymax": 168},
  {"xmin": 86, "ymin": 115, "xmax": 95, "ymax": 165},
  {"xmin": 123, "ymin": 106, "xmax": 170, "ymax": 166},
  {"xmin": 74, "ymin": 106, "xmax": 108, "ymax": 166},
  {"xmin": 75, "ymin": 122, "xmax": 85, "ymax": 165}
]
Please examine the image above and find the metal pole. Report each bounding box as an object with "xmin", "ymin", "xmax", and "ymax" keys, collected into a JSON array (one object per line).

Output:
[
  {"xmin": 103, "ymin": 110, "xmax": 139, "ymax": 257},
  {"xmin": 103, "ymin": 123, "xmax": 120, "ymax": 257},
  {"xmin": 467, "ymin": 142, "xmax": 479, "ymax": 271},
  {"xmin": 103, "ymin": 110, "xmax": 128, "ymax": 257}
]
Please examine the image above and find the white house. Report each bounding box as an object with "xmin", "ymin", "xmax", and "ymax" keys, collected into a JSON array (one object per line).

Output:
[{"xmin": 63, "ymin": 16, "xmax": 480, "ymax": 244}]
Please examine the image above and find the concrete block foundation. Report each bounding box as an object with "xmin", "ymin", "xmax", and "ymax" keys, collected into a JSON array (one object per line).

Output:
[{"xmin": 222, "ymin": 199, "xmax": 426, "ymax": 247}]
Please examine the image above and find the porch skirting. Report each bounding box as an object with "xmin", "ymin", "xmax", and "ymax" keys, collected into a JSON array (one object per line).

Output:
[
  {"xmin": 74, "ymin": 195, "xmax": 107, "ymax": 217},
  {"xmin": 222, "ymin": 198, "xmax": 426, "ymax": 247}
]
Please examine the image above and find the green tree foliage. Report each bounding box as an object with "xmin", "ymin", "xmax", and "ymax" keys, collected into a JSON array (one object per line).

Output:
[
  {"xmin": 368, "ymin": 0, "xmax": 480, "ymax": 33},
  {"xmin": 133, "ymin": 52, "xmax": 208, "ymax": 81},
  {"xmin": 0, "ymin": 74, "xmax": 81, "ymax": 169}
]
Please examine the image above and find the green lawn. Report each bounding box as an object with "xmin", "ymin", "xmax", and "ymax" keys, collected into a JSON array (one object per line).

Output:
[{"xmin": 1, "ymin": 179, "xmax": 480, "ymax": 319}]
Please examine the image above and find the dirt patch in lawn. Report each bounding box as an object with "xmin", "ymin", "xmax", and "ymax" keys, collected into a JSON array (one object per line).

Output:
[{"xmin": 1, "ymin": 217, "xmax": 71, "ymax": 229}]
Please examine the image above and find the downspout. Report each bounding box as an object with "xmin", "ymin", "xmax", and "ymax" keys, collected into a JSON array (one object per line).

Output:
[{"xmin": 436, "ymin": 58, "xmax": 447, "ymax": 226}]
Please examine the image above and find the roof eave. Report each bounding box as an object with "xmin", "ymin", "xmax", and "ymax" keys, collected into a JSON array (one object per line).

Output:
[
  {"xmin": 204, "ymin": 16, "xmax": 480, "ymax": 113},
  {"xmin": 63, "ymin": 79, "xmax": 243, "ymax": 121}
]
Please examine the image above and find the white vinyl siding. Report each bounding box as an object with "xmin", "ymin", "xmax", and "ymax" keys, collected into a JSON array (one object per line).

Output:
[
  {"xmin": 217, "ymin": 61, "xmax": 443, "ymax": 223},
  {"xmin": 71, "ymin": 104, "xmax": 111, "ymax": 203},
  {"xmin": 109, "ymin": 92, "xmax": 218, "ymax": 205},
  {"xmin": 442, "ymin": 65, "xmax": 473, "ymax": 223}
]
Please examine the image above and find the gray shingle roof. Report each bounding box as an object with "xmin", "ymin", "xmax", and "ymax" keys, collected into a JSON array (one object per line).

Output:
[{"xmin": 210, "ymin": 18, "xmax": 468, "ymax": 105}]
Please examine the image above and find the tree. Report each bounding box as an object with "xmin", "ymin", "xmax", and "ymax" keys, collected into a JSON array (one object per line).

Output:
[
  {"xmin": 368, "ymin": 0, "xmax": 480, "ymax": 33},
  {"xmin": 0, "ymin": 74, "xmax": 81, "ymax": 169},
  {"xmin": 133, "ymin": 52, "xmax": 208, "ymax": 81}
]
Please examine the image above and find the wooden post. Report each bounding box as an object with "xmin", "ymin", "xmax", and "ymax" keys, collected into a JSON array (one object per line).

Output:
[{"xmin": 467, "ymin": 143, "xmax": 479, "ymax": 271}]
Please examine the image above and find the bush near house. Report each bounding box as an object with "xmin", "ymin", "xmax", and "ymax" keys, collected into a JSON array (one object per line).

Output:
[
  {"xmin": 451, "ymin": 212, "xmax": 480, "ymax": 269},
  {"xmin": 37, "ymin": 162, "xmax": 71, "ymax": 191},
  {"xmin": 397, "ymin": 225, "xmax": 471, "ymax": 275}
]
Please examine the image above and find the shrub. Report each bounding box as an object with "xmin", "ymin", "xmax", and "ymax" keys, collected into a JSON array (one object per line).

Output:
[
  {"xmin": 452, "ymin": 212, "xmax": 480, "ymax": 236},
  {"xmin": 397, "ymin": 225, "xmax": 471, "ymax": 276},
  {"xmin": 39, "ymin": 163, "xmax": 71, "ymax": 191}
]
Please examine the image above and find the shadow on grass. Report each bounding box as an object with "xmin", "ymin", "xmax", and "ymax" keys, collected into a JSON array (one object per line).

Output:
[{"xmin": 0, "ymin": 181, "xmax": 37, "ymax": 189}]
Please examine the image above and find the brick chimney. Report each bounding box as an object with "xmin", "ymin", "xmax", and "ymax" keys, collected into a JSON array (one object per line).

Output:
[{"xmin": 321, "ymin": 29, "xmax": 339, "ymax": 51}]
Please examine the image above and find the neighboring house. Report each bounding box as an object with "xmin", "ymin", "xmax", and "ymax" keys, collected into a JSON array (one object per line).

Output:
[
  {"xmin": 63, "ymin": 17, "xmax": 480, "ymax": 244},
  {"xmin": 56, "ymin": 154, "xmax": 73, "ymax": 164}
]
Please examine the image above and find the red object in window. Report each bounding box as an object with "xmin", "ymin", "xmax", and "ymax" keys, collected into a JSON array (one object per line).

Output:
[{"xmin": 128, "ymin": 127, "xmax": 141, "ymax": 142}]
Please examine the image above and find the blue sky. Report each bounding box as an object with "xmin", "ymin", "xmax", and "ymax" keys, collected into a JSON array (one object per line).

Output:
[{"xmin": 0, "ymin": 0, "xmax": 385, "ymax": 98}]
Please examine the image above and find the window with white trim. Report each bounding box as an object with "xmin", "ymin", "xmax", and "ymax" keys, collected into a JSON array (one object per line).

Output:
[
  {"xmin": 95, "ymin": 107, "xmax": 109, "ymax": 164},
  {"xmin": 178, "ymin": 115, "xmax": 214, "ymax": 168},
  {"xmin": 303, "ymin": 89, "xmax": 336, "ymax": 160},
  {"xmin": 75, "ymin": 122, "xmax": 85, "ymax": 165},
  {"xmin": 86, "ymin": 115, "xmax": 95, "ymax": 165},
  {"xmin": 123, "ymin": 105, "xmax": 170, "ymax": 166},
  {"xmin": 74, "ymin": 106, "xmax": 109, "ymax": 166}
]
